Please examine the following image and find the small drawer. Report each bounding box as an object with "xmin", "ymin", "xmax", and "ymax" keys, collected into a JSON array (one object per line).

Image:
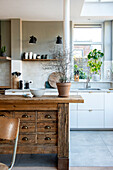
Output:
[
  {"xmin": 20, "ymin": 122, "xmax": 35, "ymax": 133},
  {"xmin": 37, "ymin": 134, "xmax": 57, "ymax": 145},
  {"xmin": 0, "ymin": 111, "xmax": 13, "ymax": 118},
  {"xmin": 0, "ymin": 139, "xmax": 13, "ymax": 144},
  {"xmin": 37, "ymin": 122, "xmax": 57, "ymax": 132},
  {"xmin": 19, "ymin": 134, "xmax": 36, "ymax": 144},
  {"xmin": 15, "ymin": 111, "xmax": 35, "ymax": 121},
  {"xmin": 37, "ymin": 111, "xmax": 57, "ymax": 121}
]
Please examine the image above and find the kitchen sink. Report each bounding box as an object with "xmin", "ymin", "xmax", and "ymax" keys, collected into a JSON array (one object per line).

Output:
[{"xmin": 78, "ymin": 88, "xmax": 101, "ymax": 90}]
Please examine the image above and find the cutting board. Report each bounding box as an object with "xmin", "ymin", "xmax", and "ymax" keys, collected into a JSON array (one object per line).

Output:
[{"xmin": 48, "ymin": 72, "xmax": 61, "ymax": 88}]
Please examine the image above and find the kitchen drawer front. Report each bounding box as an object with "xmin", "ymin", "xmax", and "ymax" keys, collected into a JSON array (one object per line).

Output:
[
  {"xmin": 78, "ymin": 93, "xmax": 104, "ymax": 110},
  {"xmin": 15, "ymin": 111, "xmax": 36, "ymax": 121},
  {"xmin": 69, "ymin": 103, "xmax": 78, "ymax": 111},
  {"xmin": 37, "ymin": 111, "xmax": 57, "ymax": 121},
  {"xmin": 0, "ymin": 139, "xmax": 13, "ymax": 144},
  {"xmin": 0, "ymin": 111, "xmax": 13, "ymax": 118},
  {"xmin": 37, "ymin": 134, "xmax": 57, "ymax": 145},
  {"xmin": 37, "ymin": 122, "xmax": 57, "ymax": 132},
  {"xmin": 78, "ymin": 110, "xmax": 104, "ymax": 128},
  {"xmin": 19, "ymin": 134, "xmax": 36, "ymax": 144},
  {"xmin": 20, "ymin": 122, "xmax": 36, "ymax": 133}
]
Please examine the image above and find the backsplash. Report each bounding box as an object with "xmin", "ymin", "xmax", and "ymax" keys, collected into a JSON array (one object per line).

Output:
[
  {"xmin": 0, "ymin": 61, "xmax": 11, "ymax": 86},
  {"xmin": 22, "ymin": 61, "xmax": 55, "ymax": 88}
]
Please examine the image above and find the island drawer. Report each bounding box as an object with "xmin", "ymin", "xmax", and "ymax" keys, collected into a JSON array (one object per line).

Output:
[
  {"xmin": 37, "ymin": 122, "xmax": 57, "ymax": 132},
  {"xmin": 37, "ymin": 111, "xmax": 57, "ymax": 121},
  {"xmin": 37, "ymin": 134, "xmax": 57, "ymax": 145},
  {"xmin": 19, "ymin": 134, "xmax": 36, "ymax": 144},
  {"xmin": 0, "ymin": 139, "xmax": 13, "ymax": 144},
  {"xmin": 15, "ymin": 111, "xmax": 36, "ymax": 121},
  {"xmin": 20, "ymin": 122, "xmax": 36, "ymax": 133},
  {"xmin": 0, "ymin": 111, "xmax": 13, "ymax": 118}
]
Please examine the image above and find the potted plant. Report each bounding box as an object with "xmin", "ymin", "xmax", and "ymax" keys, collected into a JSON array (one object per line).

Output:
[
  {"xmin": 54, "ymin": 50, "xmax": 72, "ymax": 97},
  {"xmin": 87, "ymin": 49, "xmax": 104, "ymax": 81},
  {"xmin": 0, "ymin": 46, "xmax": 6, "ymax": 57},
  {"xmin": 74, "ymin": 64, "xmax": 87, "ymax": 80}
]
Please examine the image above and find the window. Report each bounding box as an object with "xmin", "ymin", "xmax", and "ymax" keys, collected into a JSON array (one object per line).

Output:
[{"xmin": 73, "ymin": 24, "xmax": 103, "ymax": 79}]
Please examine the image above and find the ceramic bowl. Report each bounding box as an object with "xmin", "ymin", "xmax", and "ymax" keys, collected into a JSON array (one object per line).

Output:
[{"xmin": 30, "ymin": 88, "xmax": 45, "ymax": 97}]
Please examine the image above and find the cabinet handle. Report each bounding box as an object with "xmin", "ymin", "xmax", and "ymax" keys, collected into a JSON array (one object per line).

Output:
[
  {"xmin": 22, "ymin": 126, "xmax": 28, "ymax": 129},
  {"xmin": 45, "ymin": 115, "xmax": 51, "ymax": 119},
  {"xmin": 89, "ymin": 109, "xmax": 92, "ymax": 112},
  {"xmin": 0, "ymin": 139, "xmax": 5, "ymax": 141},
  {"xmin": 0, "ymin": 114, "xmax": 5, "ymax": 117},
  {"xmin": 45, "ymin": 126, "xmax": 51, "ymax": 129},
  {"xmin": 22, "ymin": 114, "xmax": 28, "ymax": 118},
  {"xmin": 22, "ymin": 137, "xmax": 28, "ymax": 141},
  {"xmin": 45, "ymin": 137, "xmax": 51, "ymax": 140}
]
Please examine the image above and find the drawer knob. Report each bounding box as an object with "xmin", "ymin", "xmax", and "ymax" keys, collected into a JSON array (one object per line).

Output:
[
  {"xmin": 89, "ymin": 109, "xmax": 92, "ymax": 112},
  {"xmin": 22, "ymin": 114, "xmax": 28, "ymax": 118},
  {"xmin": 45, "ymin": 115, "xmax": 51, "ymax": 119},
  {"xmin": 0, "ymin": 114, "xmax": 5, "ymax": 117},
  {"xmin": 22, "ymin": 137, "xmax": 28, "ymax": 141},
  {"xmin": 45, "ymin": 137, "xmax": 51, "ymax": 140},
  {"xmin": 22, "ymin": 126, "xmax": 28, "ymax": 129},
  {"xmin": 45, "ymin": 126, "xmax": 51, "ymax": 129}
]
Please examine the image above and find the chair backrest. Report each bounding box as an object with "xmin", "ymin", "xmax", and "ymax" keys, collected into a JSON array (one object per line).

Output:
[{"xmin": 0, "ymin": 117, "xmax": 20, "ymax": 140}]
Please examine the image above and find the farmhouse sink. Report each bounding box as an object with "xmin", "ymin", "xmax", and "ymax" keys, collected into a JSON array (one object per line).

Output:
[{"xmin": 78, "ymin": 88, "xmax": 101, "ymax": 90}]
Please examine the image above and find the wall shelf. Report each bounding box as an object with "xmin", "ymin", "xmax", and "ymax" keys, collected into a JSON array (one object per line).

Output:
[
  {"xmin": 22, "ymin": 59, "xmax": 57, "ymax": 61},
  {"xmin": 0, "ymin": 56, "xmax": 11, "ymax": 60}
]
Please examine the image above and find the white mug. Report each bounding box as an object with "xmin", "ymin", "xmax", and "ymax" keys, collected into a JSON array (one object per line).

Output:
[
  {"xmin": 29, "ymin": 52, "xmax": 33, "ymax": 59},
  {"xmin": 25, "ymin": 52, "xmax": 28, "ymax": 59}
]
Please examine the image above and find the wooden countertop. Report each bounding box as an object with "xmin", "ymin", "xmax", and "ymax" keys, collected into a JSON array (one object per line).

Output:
[{"xmin": 0, "ymin": 95, "xmax": 84, "ymax": 104}]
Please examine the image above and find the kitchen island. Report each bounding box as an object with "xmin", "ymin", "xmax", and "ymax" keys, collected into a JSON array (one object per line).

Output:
[{"xmin": 0, "ymin": 95, "xmax": 84, "ymax": 170}]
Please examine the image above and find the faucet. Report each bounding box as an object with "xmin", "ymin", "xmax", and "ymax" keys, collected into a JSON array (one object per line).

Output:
[{"xmin": 86, "ymin": 76, "xmax": 91, "ymax": 89}]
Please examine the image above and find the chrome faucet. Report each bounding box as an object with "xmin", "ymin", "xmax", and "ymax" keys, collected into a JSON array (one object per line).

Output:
[{"xmin": 86, "ymin": 76, "xmax": 91, "ymax": 89}]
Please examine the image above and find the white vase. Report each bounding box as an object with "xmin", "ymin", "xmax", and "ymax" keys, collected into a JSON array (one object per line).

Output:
[
  {"xmin": 92, "ymin": 74, "xmax": 100, "ymax": 81},
  {"xmin": 29, "ymin": 52, "xmax": 33, "ymax": 59}
]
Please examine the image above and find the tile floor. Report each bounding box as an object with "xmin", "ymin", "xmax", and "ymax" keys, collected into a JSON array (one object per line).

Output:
[
  {"xmin": 70, "ymin": 131, "xmax": 113, "ymax": 167},
  {"xmin": 1, "ymin": 131, "xmax": 113, "ymax": 169}
]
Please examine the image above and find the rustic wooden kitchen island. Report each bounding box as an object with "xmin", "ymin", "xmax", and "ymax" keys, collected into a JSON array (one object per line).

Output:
[{"xmin": 0, "ymin": 95, "xmax": 84, "ymax": 170}]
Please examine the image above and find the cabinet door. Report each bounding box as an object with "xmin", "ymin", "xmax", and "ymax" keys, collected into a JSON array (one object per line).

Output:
[
  {"xmin": 78, "ymin": 92, "xmax": 104, "ymax": 110},
  {"xmin": 78, "ymin": 110, "xmax": 104, "ymax": 128},
  {"xmin": 70, "ymin": 110, "xmax": 78, "ymax": 128},
  {"xmin": 105, "ymin": 92, "xmax": 113, "ymax": 128}
]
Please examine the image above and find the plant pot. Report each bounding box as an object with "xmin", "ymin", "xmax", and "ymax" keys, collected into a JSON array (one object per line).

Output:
[
  {"xmin": 92, "ymin": 74, "xmax": 100, "ymax": 81},
  {"xmin": 56, "ymin": 82, "xmax": 71, "ymax": 97},
  {"xmin": 1, "ymin": 52, "xmax": 6, "ymax": 57}
]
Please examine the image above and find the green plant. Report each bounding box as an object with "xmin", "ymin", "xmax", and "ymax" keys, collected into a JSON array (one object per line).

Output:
[
  {"xmin": 74, "ymin": 64, "xmax": 87, "ymax": 79},
  {"xmin": 1, "ymin": 46, "xmax": 6, "ymax": 54},
  {"xmin": 87, "ymin": 49, "xmax": 104, "ymax": 74}
]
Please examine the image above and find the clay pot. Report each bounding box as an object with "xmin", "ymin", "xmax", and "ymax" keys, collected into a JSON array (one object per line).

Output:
[{"xmin": 56, "ymin": 82, "xmax": 71, "ymax": 97}]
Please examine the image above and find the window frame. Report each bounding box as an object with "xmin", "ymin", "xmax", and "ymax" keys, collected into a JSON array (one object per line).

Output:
[{"xmin": 73, "ymin": 23, "xmax": 103, "ymax": 80}]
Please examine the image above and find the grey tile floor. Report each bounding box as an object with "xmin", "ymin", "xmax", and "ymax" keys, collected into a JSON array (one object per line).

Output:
[
  {"xmin": 1, "ymin": 131, "xmax": 113, "ymax": 169},
  {"xmin": 70, "ymin": 131, "xmax": 113, "ymax": 167}
]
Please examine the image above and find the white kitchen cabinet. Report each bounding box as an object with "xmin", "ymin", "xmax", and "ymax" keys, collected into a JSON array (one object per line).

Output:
[
  {"xmin": 105, "ymin": 92, "xmax": 113, "ymax": 128},
  {"xmin": 78, "ymin": 110, "xmax": 104, "ymax": 128},
  {"xmin": 70, "ymin": 110, "xmax": 78, "ymax": 128},
  {"xmin": 78, "ymin": 92, "xmax": 104, "ymax": 110}
]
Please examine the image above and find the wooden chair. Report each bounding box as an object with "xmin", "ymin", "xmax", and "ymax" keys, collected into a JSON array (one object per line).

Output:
[{"xmin": 0, "ymin": 117, "xmax": 20, "ymax": 170}]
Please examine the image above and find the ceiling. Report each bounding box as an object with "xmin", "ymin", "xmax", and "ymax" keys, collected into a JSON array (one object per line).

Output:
[{"xmin": 0, "ymin": 0, "xmax": 113, "ymax": 22}]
